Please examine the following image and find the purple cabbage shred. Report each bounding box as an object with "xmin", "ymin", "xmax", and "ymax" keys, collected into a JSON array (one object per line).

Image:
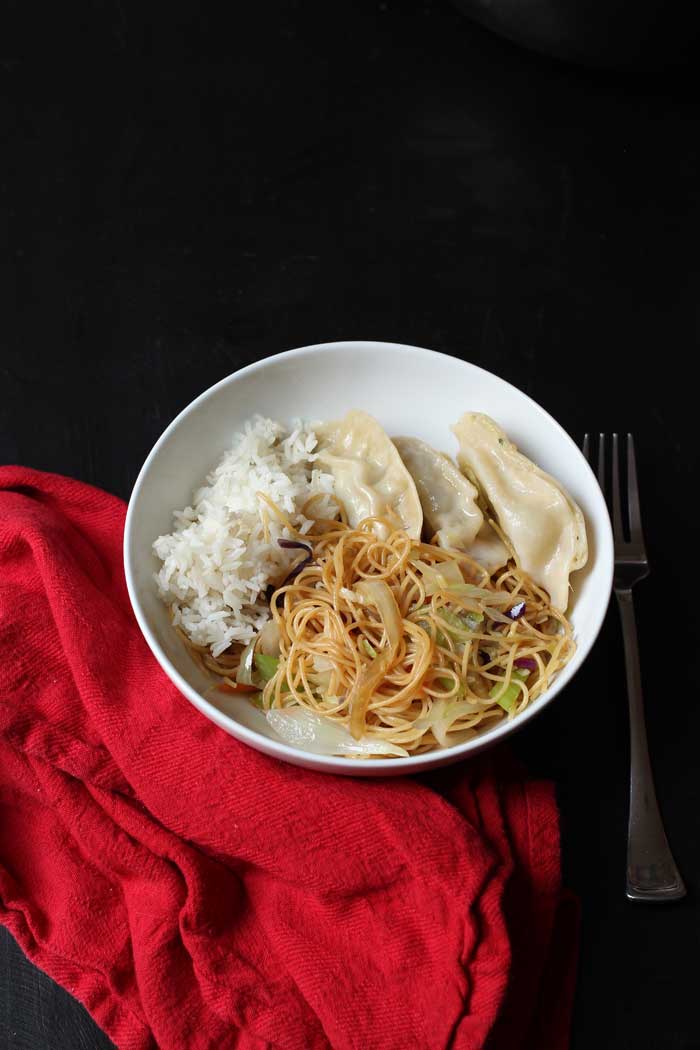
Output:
[{"xmin": 514, "ymin": 657, "xmax": 537, "ymax": 672}]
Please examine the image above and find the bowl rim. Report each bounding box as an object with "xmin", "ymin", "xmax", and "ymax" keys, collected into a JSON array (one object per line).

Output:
[{"xmin": 124, "ymin": 340, "xmax": 614, "ymax": 774}]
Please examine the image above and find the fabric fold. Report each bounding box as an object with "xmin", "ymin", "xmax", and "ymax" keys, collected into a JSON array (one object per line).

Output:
[{"xmin": 0, "ymin": 467, "xmax": 577, "ymax": 1050}]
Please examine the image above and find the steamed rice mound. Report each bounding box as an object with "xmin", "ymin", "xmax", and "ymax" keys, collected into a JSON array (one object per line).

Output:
[{"xmin": 153, "ymin": 416, "xmax": 335, "ymax": 657}]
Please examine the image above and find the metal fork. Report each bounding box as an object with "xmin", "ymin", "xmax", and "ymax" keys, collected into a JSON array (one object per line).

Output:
[{"xmin": 583, "ymin": 433, "xmax": 685, "ymax": 901}]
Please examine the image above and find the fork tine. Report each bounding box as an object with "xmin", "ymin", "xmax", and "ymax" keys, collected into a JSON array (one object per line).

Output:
[
  {"xmin": 597, "ymin": 432, "xmax": 605, "ymax": 490},
  {"xmin": 627, "ymin": 433, "xmax": 643, "ymax": 543},
  {"xmin": 611, "ymin": 433, "xmax": 624, "ymax": 541},
  {"xmin": 582, "ymin": 433, "xmax": 590, "ymax": 461}
]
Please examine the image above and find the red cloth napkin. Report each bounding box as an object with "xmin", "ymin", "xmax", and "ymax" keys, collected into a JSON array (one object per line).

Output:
[{"xmin": 0, "ymin": 467, "xmax": 579, "ymax": 1050}]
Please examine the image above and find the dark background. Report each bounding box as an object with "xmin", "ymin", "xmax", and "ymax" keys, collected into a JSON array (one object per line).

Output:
[{"xmin": 2, "ymin": 1, "xmax": 699, "ymax": 1047}]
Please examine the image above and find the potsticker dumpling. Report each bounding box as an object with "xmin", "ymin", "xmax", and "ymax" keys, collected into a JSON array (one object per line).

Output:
[
  {"xmin": 393, "ymin": 436, "xmax": 482, "ymax": 547},
  {"xmin": 460, "ymin": 522, "xmax": 510, "ymax": 575},
  {"xmin": 393, "ymin": 436, "xmax": 509, "ymax": 573},
  {"xmin": 451, "ymin": 413, "xmax": 587, "ymax": 611},
  {"xmin": 315, "ymin": 411, "xmax": 423, "ymax": 538}
]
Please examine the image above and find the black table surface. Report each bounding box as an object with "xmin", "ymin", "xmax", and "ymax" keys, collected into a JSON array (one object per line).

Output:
[{"xmin": 2, "ymin": 2, "xmax": 699, "ymax": 1048}]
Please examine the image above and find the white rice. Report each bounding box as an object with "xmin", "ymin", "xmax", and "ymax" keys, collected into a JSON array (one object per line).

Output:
[{"xmin": 153, "ymin": 416, "xmax": 335, "ymax": 657}]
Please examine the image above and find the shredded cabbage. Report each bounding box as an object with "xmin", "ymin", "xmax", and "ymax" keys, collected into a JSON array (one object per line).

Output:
[
  {"xmin": 415, "ymin": 699, "xmax": 482, "ymax": 747},
  {"xmin": 435, "ymin": 608, "xmax": 484, "ymax": 636},
  {"xmin": 489, "ymin": 668, "xmax": 528, "ymax": 711},
  {"xmin": 355, "ymin": 580, "xmax": 402, "ymax": 649},
  {"xmin": 266, "ymin": 708, "xmax": 410, "ymax": 757},
  {"xmin": 236, "ymin": 638, "xmax": 257, "ymax": 685},
  {"xmin": 254, "ymin": 653, "xmax": 279, "ymax": 682},
  {"xmin": 257, "ymin": 619, "xmax": 281, "ymax": 655},
  {"xmin": 441, "ymin": 583, "xmax": 514, "ymax": 606},
  {"xmin": 360, "ymin": 637, "xmax": 377, "ymax": 659},
  {"xmin": 411, "ymin": 559, "xmax": 464, "ymax": 595},
  {"xmin": 348, "ymin": 580, "xmax": 402, "ymax": 738}
]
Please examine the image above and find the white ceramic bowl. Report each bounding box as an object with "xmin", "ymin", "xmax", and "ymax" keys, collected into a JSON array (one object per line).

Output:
[{"xmin": 124, "ymin": 341, "xmax": 613, "ymax": 776}]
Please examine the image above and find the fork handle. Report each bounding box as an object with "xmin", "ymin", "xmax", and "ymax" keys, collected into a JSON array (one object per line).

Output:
[{"xmin": 616, "ymin": 589, "xmax": 685, "ymax": 901}]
